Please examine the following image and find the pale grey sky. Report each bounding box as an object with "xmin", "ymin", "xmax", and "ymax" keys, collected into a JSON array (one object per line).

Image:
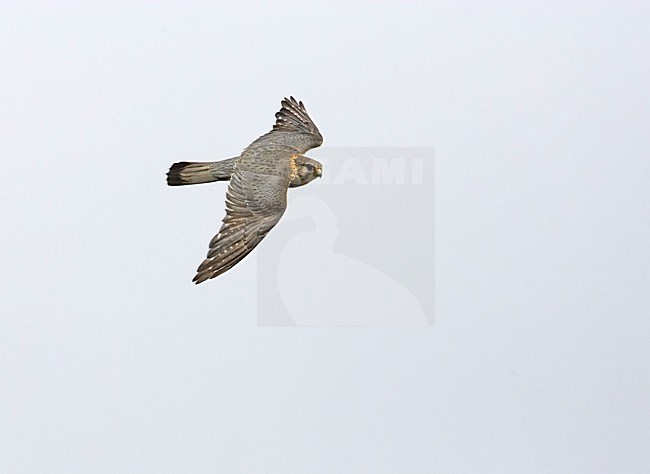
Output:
[{"xmin": 1, "ymin": 2, "xmax": 649, "ymax": 472}]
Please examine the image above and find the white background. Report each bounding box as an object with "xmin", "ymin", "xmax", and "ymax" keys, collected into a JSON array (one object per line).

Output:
[{"xmin": 1, "ymin": 2, "xmax": 649, "ymax": 472}]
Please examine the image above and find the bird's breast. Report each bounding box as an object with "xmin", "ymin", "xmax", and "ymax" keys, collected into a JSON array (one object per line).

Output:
[{"xmin": 289, "ymin": 154, "xmax": 300, "ymax": 181}]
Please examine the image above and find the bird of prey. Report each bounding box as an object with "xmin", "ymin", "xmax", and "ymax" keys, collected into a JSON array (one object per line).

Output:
[{"xmin": 166, "ymin": 97, "xmax": 324, "ymax": 284}]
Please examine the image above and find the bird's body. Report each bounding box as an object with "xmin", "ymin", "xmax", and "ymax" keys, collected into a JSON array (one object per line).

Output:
[{"xmin": 166, "ymin": 97, "xmax": 323, "ymax": 283}]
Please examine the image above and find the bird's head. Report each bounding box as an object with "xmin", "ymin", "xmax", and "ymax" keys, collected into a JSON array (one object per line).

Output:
[{"xmin": 290, "ymin": 156, "xmax": 323, "ymax": 188}]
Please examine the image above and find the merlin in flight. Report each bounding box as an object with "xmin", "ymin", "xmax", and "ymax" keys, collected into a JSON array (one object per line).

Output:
[{"xmin": 166, "ymin": 97, "xmax": 324, "ymax": 284}]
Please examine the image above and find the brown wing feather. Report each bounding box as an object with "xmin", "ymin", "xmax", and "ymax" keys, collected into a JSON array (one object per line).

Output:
[
  {"xmin": 193, "ymin": 165, "xmax": 289, "ymax": 283},
  {"xmin": 243, "ymin": 96, "xmax": 323, "ymax": 154}
]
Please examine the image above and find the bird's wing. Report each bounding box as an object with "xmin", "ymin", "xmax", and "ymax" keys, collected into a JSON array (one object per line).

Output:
[
  {"xmin": 193, "ymin": 163, "xmax": 290, "ymax": 283},
  {"xmin": 244, "ymin": 96, "xmax": 323, "ymax": 154}
]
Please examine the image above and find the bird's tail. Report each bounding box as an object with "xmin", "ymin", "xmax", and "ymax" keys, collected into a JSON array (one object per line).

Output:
[{"xmin": 166, "ymin": 158, "xmax": 236, "ymax": 186}]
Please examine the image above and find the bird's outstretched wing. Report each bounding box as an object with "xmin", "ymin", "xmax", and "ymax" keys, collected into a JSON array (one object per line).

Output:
[
  {"xmin": 193, "ymin": 164, "xmax": 289, "ymax": 283},
  {"xmin": 244, "ymin": 96, "xmax": 323, "ymax": 154}
]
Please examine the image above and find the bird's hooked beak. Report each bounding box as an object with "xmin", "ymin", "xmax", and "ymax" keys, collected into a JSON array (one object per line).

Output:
[{"xmin": 316, "ymin": 167, "xmax": 322, "ymax": 178}]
